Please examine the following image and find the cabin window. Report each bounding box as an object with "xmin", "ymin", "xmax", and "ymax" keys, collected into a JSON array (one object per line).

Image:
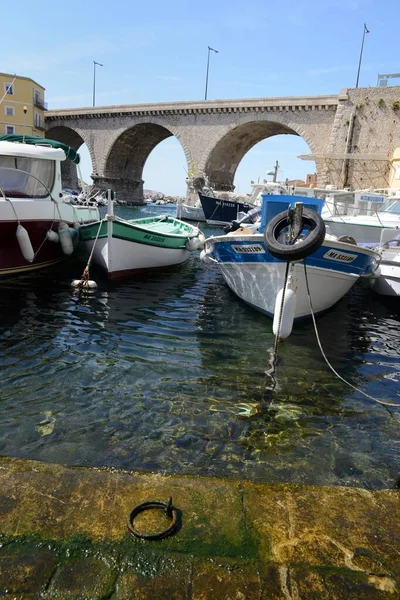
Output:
[
  {"xmin": 378, "ymin": 199, "xmax": 400, "ymax": 214},
  {"xmin": 0, "ymin": 155, "xmax": 56, "ymax": 198}
]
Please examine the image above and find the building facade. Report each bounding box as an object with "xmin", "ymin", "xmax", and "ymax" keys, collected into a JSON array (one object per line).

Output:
[{"xmin": 0, "ymin": 72, "xmax": 47, "ymax": 137}]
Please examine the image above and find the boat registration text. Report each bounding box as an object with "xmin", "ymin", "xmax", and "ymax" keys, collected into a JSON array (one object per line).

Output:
[
  {"xmin": 143, "ymin": 233, "xmax": 166, "ymax": 243},
  {"xmin": 217, "ymin": 201, "xmax": 236, "ymax": 208},
  {"xmin": 231, "ymin": 244, "xmax": 265, "ymax": 254},
  {"xmin": 323, "ymin": 249, "xmax": 357, "ymax": 263}
]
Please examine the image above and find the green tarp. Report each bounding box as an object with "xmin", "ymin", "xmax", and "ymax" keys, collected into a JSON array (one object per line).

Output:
[{"xmin": 0, "ymin": 135, "xmax": 80, "ymax": 164}]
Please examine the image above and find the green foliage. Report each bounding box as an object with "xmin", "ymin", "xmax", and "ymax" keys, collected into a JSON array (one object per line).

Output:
[
  {"xmin": 392, "ymin": 100, "xmax": 400, "ymax": 111},
  {"xmin": 378, "ymin": 98, "xmax": 385, "ymax": 108}
]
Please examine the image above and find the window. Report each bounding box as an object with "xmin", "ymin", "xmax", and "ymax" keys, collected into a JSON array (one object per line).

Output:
[
  {"xmin": 5, "ymin": 125, "xmax": 15, "ymax": 135},
  {"xmin": 34, "ymin": 113, "xmax": 42, "ymax": 127},
  {"xmin": 5, "ymin": 106, "xmax": 14, "ymax": 116},
  {"xmin": 0, "ymin": 155, "xmax": 55, "ymax": 198},
  {"xmin": 5, "ymin": 83, "xmax": 13, "ymax": 95}
]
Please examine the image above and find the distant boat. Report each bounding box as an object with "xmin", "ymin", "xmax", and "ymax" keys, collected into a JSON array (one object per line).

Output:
[
  {"xmin": 79, "ymin": 192, "xmax": 205, "ymax": 280},
  {"xmin": 198, "ymin": 181, "xmax": 287, "ymax": 226},
  {"xmin": 176, "ymin": 200, "xmax": 206, "ymax": 222}
]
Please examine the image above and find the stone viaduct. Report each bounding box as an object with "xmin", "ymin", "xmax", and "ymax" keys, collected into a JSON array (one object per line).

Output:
[{"xmin": 45, "ymin": 86, "xmax": 400, "ymax": 203}]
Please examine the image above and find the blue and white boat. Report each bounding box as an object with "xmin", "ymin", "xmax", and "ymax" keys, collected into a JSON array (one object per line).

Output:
[{"xmin": 200, "ymin": 194, "xmax": 380, "ymax": 338}]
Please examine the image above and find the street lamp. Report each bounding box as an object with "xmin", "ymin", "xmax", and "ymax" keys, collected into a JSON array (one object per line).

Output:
[
  {"xmin": 93, "ymin": 60, "xmax": 103, "ymax": 107},
  {"xmin": 22, "ymin": 106, "xmax": 28, "ymax": 143},
  {"xmin": 204, "ymin": 46, "xmax": 219, "ymax": 100},
  {"xmin": 355, "ymin": 23, "xmax": 370, "ymax": 88}
]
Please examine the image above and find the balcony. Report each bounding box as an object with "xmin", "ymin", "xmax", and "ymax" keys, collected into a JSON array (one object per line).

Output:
[{"xmin": 33, "ymin": 96, "xmax": 48, "ymax": 111}]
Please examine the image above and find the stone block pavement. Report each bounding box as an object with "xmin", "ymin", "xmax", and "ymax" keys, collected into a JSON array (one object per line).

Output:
[{"xmin": 0, "ymin": 456, "xmax": 398, "ymax": 599}]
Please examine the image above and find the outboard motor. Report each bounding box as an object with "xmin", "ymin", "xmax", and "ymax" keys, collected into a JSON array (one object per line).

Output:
[{"xmin": 224, "ymin": 207, "xmax": 261, "ymax": 234}]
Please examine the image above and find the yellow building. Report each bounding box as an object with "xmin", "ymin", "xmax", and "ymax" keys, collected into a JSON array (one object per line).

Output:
[{"xmin": 0, "ymin": 72, "xmax": 47, "ymax": 138}]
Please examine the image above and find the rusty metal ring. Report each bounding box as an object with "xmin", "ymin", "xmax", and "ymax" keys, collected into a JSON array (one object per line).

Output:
[{"xmin": 126, "ymin": 496, "xmax": 179, "ymax": 540}]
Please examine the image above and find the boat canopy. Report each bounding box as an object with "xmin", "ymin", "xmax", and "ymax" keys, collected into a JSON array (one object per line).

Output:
[{"xmin": 0, "ymin": 135, "xmax": 80, "ymax": 164}]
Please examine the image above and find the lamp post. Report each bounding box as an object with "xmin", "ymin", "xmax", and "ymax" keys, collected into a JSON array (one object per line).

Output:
[
  {"xmin": 204, "ymin": 46, "xmax": 219, "ymax": 100},
  {"xmin": 355, "ymin": 23, "xmax": 370, "ymax": 88},
  {"xmin": 22, "ymin": 106, "xmax": 28, "ymax": 143},
  {"xmin": 93, "ymin": 60, "xmax": 103, "ymax": 107}
]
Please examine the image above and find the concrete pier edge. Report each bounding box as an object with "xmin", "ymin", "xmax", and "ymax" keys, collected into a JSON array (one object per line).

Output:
[{"xmin": 0, "ymin": 455, "xmax": 398, "ymax": 598}]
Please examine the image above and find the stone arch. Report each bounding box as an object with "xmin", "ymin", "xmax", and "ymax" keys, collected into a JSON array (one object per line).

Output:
[
  {"xmin": 101, "ymin": 121, "xmax": 191, "ymax": 203},
  {"xmin": 203, "ymin": 117, "xmax": 316, "ymax": 191},
  {"xmin": 46, "ymin": 125, "xmax": 96, "ymax": 190}
]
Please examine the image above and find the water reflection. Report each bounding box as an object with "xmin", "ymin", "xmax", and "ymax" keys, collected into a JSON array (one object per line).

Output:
[{"xmin": 0, "ymin": 206, "xmax": 398, "ymax": 489}]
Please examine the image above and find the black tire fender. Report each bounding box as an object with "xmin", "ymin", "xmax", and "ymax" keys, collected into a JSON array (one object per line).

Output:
[{"xmin": 264, "ymin": 209, "xmax": 326, "ymax": 261}]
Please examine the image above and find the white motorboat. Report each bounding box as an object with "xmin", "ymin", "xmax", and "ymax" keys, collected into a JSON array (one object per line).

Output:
[
  {"xmin": 322, "ymin": 190, "xmax": 400, "ymax": 243},
  {"xmin": 370, "ymin": 233, "xmax": 400, "ymax": 297},
  {"xmin": 176, "ymin": 200, "xmax": 206, "ymax": 222},
  {"xmin": 200, "ymin": 193, "xmax": 380, "ymax": 338},
  {"xmin": 0, "ymin": 135, "xmax": 99, "ymax": 277}
]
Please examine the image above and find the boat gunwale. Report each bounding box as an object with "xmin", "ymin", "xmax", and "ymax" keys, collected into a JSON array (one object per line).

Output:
[
  {"xmin": 206, "ymin": 233, "xmax": 381, "ymax": 258},
  {"xmin": 81, "ymin": 216, "xmax": 197, "ymax": 240}
]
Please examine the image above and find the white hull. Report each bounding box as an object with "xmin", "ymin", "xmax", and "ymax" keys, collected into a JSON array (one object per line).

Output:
[
  {"xmin": 370, "ymin": 248, "xmax": 400, "ymax": 296},
  {"xmin": 372, "ymin": 266, "xmax": 400, "ymax": 296},
  {"xmin": 84, "ymin": 236, "xmax": 190, "ymax": 279},
  {"xmin": 176, "ymin": 203, "xmax": 206, "ymax": 222},
  {"xmin": 0, "ymin": 198, "xmax": 99, "ymax": 225},
  {"xmin": 218, "ymin": 262, "xmax": 358, "ymax": 318}
]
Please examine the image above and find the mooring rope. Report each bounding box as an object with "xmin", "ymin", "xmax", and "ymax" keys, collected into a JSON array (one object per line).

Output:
[
  {"xmin": 303, "ymin": 259, "xmax": 399, "ymax": 410},
  {"xmin": 75, "ymin": 218, "xmax": 105, "ymax": 289}
]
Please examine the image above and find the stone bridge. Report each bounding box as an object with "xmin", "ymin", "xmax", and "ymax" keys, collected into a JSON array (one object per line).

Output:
[{"xmin": 45, "ymin": 86, "xmax": 400, "ymax": 203}]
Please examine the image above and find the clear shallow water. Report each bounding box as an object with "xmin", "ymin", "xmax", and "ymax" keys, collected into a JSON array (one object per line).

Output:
[{"xmin": 0, "ymin": 204, "xmax": 399, "ymax": 489}]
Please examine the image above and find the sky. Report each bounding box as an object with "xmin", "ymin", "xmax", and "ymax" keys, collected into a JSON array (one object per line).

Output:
[{"xmin": 2, "ymin": 0, "xmax": 397, "ymax": 195}]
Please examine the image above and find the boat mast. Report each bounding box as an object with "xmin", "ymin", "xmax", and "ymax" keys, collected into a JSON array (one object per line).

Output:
[{"xmin": 272, "ymin": 161, "xmax": 279, "ymax": 182}]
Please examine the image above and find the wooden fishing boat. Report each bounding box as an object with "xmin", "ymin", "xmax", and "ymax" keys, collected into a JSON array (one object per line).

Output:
[{"xmin": 79, "ymin": 194, "xmax": 205, "ymax": 280}]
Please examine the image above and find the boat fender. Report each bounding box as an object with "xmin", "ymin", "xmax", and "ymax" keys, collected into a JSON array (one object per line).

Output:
[
  {"xmin": 264, "ymin": 209, "xmax": 325, "ymax": 262},
  {"xmin": 71, "ymin": 279, "xmax": 98, "ymax": 290},
  {"xmin": 200, "ymin": 243, "xmax": 216, "ymax": 264},
  {"xmin": 46, "ymin": 230, "xmax": 60, "ymax": 243},
  {"xmin": 273, "ymin": 286, "xmax": 297, "ymax": 340},
  {"xmin": 16, "ymin": 224, "xmax": 34, "ymax": 263},
  {"xmin": 186, "ymin": 234, "xmax": 205, "ymax": 251},
  {"xmin": 58, "ymin": 222, "xmax": 74, "ymax": 256}
]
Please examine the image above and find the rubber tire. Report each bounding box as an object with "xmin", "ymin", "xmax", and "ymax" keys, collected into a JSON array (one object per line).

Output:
[{"xmin": 264, "ymin": 209, "xmax": 326, "ymax": 261}]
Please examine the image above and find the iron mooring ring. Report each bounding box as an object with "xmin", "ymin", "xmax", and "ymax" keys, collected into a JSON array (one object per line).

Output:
[{"xmin": 126, "ymin": 496, "xmax": 179, "ymax": 541}]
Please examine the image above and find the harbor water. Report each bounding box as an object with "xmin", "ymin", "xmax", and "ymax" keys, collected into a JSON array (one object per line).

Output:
[{"xmin": 0, "ymin": 203, "xmax": 399, "ymax": 490}]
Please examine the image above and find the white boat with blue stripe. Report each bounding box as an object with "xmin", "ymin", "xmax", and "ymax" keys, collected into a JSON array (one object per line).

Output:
[{"xmin": 200, "ymin": 194, "xmax": 380, "ymax": 338}]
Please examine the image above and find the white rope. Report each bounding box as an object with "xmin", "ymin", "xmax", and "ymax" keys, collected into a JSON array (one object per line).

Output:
[
  {"xmin": 83, "ymin": 218, "xmax": 105, "ymax": 271},
  {"xmin": 303, "ymin": 260, "xmax": 400, "ymax": 409}
]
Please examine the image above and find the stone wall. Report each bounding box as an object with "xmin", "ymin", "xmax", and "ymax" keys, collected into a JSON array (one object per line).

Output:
[{"xmin": 327, "ymin": 86, "xmax": 400, "ymax": 189}]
